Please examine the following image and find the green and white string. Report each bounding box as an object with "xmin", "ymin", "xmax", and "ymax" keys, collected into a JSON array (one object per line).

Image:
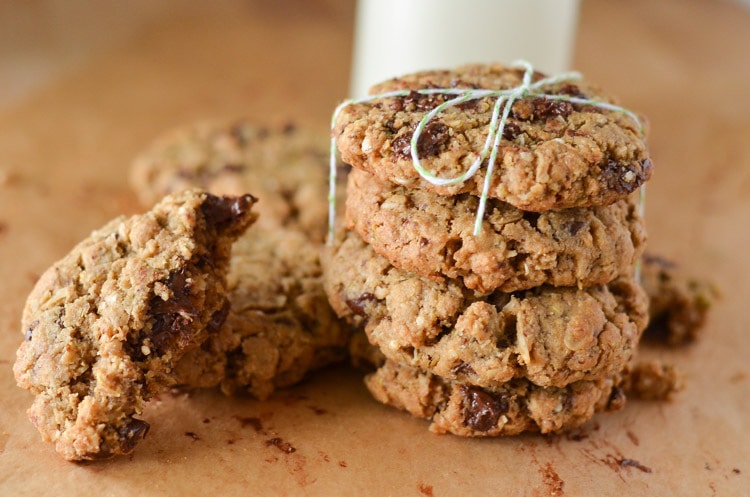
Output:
[{"xmin": 329, "ymin": 61, "xmax": 646, "ymax": 261}]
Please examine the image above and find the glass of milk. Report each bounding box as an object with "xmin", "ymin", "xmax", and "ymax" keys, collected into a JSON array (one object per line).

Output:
[{"xmin": 349, "ymin": 0, "xmax": 581, "ymax": 98}]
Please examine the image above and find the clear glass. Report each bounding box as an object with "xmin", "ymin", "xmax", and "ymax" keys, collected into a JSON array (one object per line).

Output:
[{"xmin": 350, "ymin": 0, "xmax": 581, "ymax": 97}]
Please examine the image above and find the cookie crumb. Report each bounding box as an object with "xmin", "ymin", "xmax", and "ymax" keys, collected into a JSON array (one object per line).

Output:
[
  {"xmin": 265, "ymin": 437, "xmax": 296, "ymax": 454},
  {"xmin": 620, "ymin": 458, "xmax": 652, "ymax": 473},
  {"xmin": 418, "ymin": 482, "xmax": 434, "ymax": 497},
  {"xmin": 625, "ymin": 360, "xmax": 684, "ymax": 400}
]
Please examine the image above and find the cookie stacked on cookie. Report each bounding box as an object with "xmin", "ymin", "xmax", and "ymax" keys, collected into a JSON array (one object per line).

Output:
[{"xmin": 324, "ymin": 63, "xmax": 653, "ymax": 436}]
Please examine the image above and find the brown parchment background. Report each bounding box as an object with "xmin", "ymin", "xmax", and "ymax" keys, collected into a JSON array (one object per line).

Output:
[{"xmin": 0, "ymin": 1, "xmax": 748, "ymax": 495}]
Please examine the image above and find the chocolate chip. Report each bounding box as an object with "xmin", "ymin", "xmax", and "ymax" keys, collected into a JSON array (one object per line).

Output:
[
  {"xmin": 384, "ymin": 118, "xmax": 399, "ymax": 134},
  {"xmin": 119, "ymin": 419, "xmax": 150, "ymax": 454},
  {"xmin": 601, "ymin": 159, "xmax": 646, "ymax": 195},
  {"xmin": 392, "ymin": 121, "xmax": 451, "ymax": 160},
  {"xmin": 200, "ymin": 193, "xmax": 255, "ymax": 233},
  {"xmin": 460, "ymin": 385, "xmax": 509, "ymax": 432},
  {"xmin": 512, "ymin": 97, "xmax": 573, "ymax": 122},
  {"xmin": 456, "ymin": 100, "xmax": 481, "ymax": 112},
  {"xmin": 391, "ymin": 133, "xmax": 413, "ymax": 159},
  {"xmin": 148, "ymin": 268, "xmax": 198, "ymax": 354},
  {"xmin": 531, "ymin": 97, "xmax": 574, "ymax": 120},
  {"xmin": 282, "ymin": 122, "xmax": 297, "ymax": 135},
  {"xmin": 345, "ymin": 292, "xmax": 376, "ymax": 317},
  {"xmin": 418, "ymin": 121, "xmax": 450, "ymax": 158},
  {"xmin": 502, "ymin": 121, "xmax": 522, "ymax": 140},
  {"xmin": 399, "ymin": 90, "xmax": 449, "ymax": 112}
]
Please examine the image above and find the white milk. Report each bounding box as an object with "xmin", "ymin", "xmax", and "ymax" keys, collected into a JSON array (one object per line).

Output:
[{"xmin": 350, "ymin": 0, "xmax": 581, "ymax": 98}]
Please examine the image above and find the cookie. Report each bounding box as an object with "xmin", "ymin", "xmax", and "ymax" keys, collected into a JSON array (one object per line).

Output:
[
  {"xmin": 13, "ymin": 189, "xmax": 256, "ymax": 460},
  {"xmin": 640, "ymin": 254, "xmax": 716, "ymax": 346},
  {"xmin": 130, "ymin": 119, "xmax": 332, "ymax": 241},
  {"xmin": 366, "ymin": 360, "xmax": 624, "ymax": 437},
  {"xmin": 345, "ymin": 168, "xmax": 646, "ymax": 292},
  {"xmin": 623, "ymin": 360, "xmax": 684, "ymax": 401},
  {"xmin": 324, "ymin": 231, "xmax": 648, "ymax": 389},
  {"xmin": 175, "ymin": 226, "xmax": 351, "ymax": 399},
  {"xmin": 333, "ymin": 63, "xmax": 651, "ymax": 212}
]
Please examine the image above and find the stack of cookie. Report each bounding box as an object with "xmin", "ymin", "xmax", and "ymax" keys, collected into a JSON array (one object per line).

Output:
[{"xmin": 324, "ymin": 63, "xmax": 653, "ymax": 436}]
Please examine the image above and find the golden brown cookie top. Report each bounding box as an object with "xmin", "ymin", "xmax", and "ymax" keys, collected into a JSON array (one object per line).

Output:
[{"xmin": 333, "ymin": 63, "xmax": 651, "ymax": 212}]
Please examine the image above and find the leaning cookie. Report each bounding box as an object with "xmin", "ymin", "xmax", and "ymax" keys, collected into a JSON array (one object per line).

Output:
[
  {"xmin": 334, "ymin": 63, "xmax": 651, "ymax": 212},
  {"xmin": 130, "ymin": 119, "xmax": 332, "ymax": 241},
  {"xmin": 346, "ymin": 168, "xmax": 646, "ymax": 293},
  {"xmin": 366, "ymin": 360, "xmax": 624, "ymax": 437},
  {"xmin": 175, "ymin": 226, "xmax": 351, "ymax": 400},
  {"xmin": 13, "ymin": 189, "xmax": 256, "ymax": 461},
  {"xmin": 324, "ymin": 231, "xmax": 648, "ymax": 389}
]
